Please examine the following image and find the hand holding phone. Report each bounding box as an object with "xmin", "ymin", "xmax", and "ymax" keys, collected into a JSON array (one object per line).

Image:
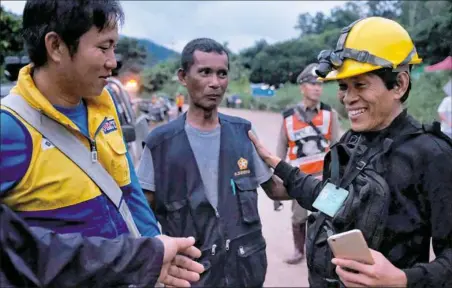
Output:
[
  {"xmin": 329, "ymin": 230, "xmax": 409, "ymax": 287},
  {"xmin": 327, "ymin": 229, "xmax": 374, "ymax": 265}
]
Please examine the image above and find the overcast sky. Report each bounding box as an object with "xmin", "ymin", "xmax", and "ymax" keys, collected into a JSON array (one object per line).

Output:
[{"xmin": 1, "ymin": 1, "xmax": 346, "ymax": 53}]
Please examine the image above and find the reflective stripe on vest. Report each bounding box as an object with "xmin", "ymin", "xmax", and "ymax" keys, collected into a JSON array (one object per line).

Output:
[{"xmin": 284, "ymin": 109, "xmax": 332, "ymax": 176}]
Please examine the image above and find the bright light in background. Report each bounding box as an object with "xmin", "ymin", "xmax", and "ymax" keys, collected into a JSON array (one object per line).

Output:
[{"xmin": 125, "ymin": 79, "xmax": 138, "ymax": 92}]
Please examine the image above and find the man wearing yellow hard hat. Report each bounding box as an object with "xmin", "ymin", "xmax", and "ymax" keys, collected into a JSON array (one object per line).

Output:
[{"xmin": 248, "ymin": 16, "xmax": 452, "ymax": 287}]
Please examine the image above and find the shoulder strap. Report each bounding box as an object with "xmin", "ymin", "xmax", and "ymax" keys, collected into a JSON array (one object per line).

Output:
[
  {"xmin": 330, "ymin": 145, "xmax": 341, "ymax": 186},
  {"xmin": 295, "ymin": 106, "xmax": 328, "ymax": 142},
  {"xmin": 1, "ymin": 94, "xmax": 141, "ymax": 238},
  {"xmin": 340, "ymin": 128, "xmax": 427, "ymax": 189},
  {"xmin": 423, "ymin": 122, "xmax": 452, "ymax": 147}
]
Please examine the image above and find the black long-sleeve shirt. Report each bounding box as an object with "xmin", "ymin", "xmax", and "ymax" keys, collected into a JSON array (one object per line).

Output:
[
  {"xmin": 0, "ymin": 204, "xmax": 164, "ymax": 288},
  {"xmin": 274, "ymin": 111, "xmax": 452, "ymax": 288}
]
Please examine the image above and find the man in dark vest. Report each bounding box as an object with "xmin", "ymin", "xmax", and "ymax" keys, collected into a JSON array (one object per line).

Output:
[{"xmin": 137, "ymin": 38, "xmax": 288, "ymax": 287}]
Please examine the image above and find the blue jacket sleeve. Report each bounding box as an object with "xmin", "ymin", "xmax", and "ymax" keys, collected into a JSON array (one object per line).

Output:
[
  {"xmin": 0, "ymin": 110, "xmax": 32, "ymax": 194},
  {"xmin": 122, "ymin": 151, "xmax": 161, "ymax": 237},
  {"xmin": 0, "ymin": 204, "xmax": 164, "ymax": 287}
]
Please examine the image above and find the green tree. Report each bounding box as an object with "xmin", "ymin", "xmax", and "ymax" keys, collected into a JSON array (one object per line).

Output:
[
  {"xmin": 329, "ymin": 2, "xmax": 365, "ymax": 28},
  {"xmin": 115, "ymin": 36, "xmax": 148, "ymax": 74},
  {"xmin": 365, "ymin": 0, "xmax": 402, "ymax": 19},
  {"xmin": 240, "ymin": 39, "xmax": 269, "ymax": 69},
  {"xmin": 0, "ymin": 7, "xmax": 25, "ymax": 64},
  {"xmin": 141, "ymin": 58, "xmax": 179, "ymax": 93},
  {"xmin": 294, "ymin": 2, "xmax": 365, "ymax": 36},
  {"xmin": 399, "ymin": 1, "xmax": 452, "ymax": 64},
  {"xmin": 294, "ymin": 13, "xmax": 316, "ymax": 36}
]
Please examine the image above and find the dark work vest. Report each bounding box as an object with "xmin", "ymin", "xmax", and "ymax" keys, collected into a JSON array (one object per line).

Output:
[{"xmin": 145, "ymin": 112, "xmax": 267, "ymax": 287}]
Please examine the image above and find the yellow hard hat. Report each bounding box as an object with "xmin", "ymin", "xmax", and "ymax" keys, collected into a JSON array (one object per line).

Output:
[{"xmin": 316, "ymin": 17, "xmax": 422, "ymax": 81}]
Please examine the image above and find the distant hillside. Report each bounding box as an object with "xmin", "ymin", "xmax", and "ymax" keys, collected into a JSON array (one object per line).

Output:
[{"xmin": 120, "ymin": 35, "xmax": 179, "ymax": 66}]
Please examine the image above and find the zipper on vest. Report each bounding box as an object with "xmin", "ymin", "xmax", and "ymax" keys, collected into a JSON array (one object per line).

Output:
[
  {"xmin": 224, "ymin": 239, "xmax": 231, "ymax": 286},
  {"xmin": 211, "ymin": 244, "xmax": 217, "ymax": 255},
  {"xmin": 89, "ymin": 117, "xmax": 107, "ymax": 163},
  {"xmin": 89, "ymin": 140, "xmax": 98, "ymax": 162},
  {"xmin": 58, "ymin": 117, "xmax": 120, "ymax": 235}
]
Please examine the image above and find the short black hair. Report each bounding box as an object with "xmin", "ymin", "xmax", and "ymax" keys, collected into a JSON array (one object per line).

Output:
[
  {"xmin": 180, "ymin": 38, "xmax": 229, "ymax": 72},
  {"xmin": 22, "ymin": 0, "xmax": 124, "ymax": 68},
  {"xmin": 370, "ymin": 66, "xmax": 412, "ymax": 103}
]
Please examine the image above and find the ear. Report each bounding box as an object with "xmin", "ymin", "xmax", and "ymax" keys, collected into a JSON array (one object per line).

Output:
[
  {"xmin": 177, "ymin": 68, "xmax": 187, "ymax": 87},
  {"xmin": 300, "ymin": 83, "xmax": 307, "ymax": 94},
  {"xmin": 393, "ymin": 71, "xmax": 410, "ymax": 101},
  {"xmin": 44, "ymin": 32, "xmax": 67, "ymax": 64}
]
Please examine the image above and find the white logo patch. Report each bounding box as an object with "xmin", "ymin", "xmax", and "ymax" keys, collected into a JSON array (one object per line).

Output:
[{"xmin": 41, "ymin": 138, "xmax": 55, "ymax": 151}]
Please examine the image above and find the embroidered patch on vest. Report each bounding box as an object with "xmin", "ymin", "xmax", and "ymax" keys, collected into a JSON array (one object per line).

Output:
[
  {"xmin": 238, "ymin": 157, "xmax": 248, "ymax": 170},
  {"xmin": 235, "ymin": 157, "xmax": 251, "ymax": 176},
  {"xmin": 102, "ymin": 118, "xmax": 118, "ymax": 134}
]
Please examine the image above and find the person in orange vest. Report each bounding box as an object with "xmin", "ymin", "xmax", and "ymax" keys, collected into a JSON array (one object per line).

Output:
[
  {"xmin": 176, "ymin": 93, "xmax": 185, "ymax": 115},
  {"xmin": 274, "ymin": 63, "xmax": 343, "ymax": 265}
]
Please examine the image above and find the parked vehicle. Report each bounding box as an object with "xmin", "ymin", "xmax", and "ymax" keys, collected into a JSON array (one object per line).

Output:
[
  {"xmin": 1, "ymin": 56, "xmax": 30, "ymax": 99},
  {"xmin": 137, "ymin": 93, "xmax": 178, "ymax": 123},
  {"xmin": 104, "ymin": 78, "xmax": 148, "ymax": 166},
  {"xmin": 1, "ymin": 82, "xmax": 15, "ymax": 99}
]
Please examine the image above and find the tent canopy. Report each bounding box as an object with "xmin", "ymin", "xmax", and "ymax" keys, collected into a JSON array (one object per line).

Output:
[{"xmin": 425, "ymin": 56, "xmax": 452, "ymax": 72}]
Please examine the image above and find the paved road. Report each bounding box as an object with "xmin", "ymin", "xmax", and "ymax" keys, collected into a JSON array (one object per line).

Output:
[{"xmin": 217, "ymin": 107, "xmax": 309, "ymax": 287}]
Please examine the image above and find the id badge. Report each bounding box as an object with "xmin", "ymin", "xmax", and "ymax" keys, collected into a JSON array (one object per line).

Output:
[{"xmin": 312, "ymin": 182, "xmax": 349, "ymax": 217}]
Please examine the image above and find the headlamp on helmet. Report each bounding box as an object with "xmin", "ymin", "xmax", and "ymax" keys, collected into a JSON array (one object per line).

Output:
[{"xmin": 316, "ymin": 50, "xmax": 343, "ymax": 78}]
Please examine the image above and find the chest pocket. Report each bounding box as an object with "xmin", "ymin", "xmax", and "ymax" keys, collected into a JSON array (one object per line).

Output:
[
  {"xmin": 233, "ymin": 177, "xmax": 260, "ymax": 224},
  {"xmin": 103, "ymin": 133, "xmax": 130, "ymax": 186}
]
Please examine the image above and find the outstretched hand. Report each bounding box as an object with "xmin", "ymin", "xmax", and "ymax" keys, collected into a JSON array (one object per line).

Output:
[{"xmin": 156, "ymin": 235, "xmax": 205, "ymax": 287}]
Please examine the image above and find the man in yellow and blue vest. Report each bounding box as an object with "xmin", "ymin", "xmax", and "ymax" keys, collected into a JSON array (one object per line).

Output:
[
  {"xmin": 1, "ymin": 1, "xmax": 213, "ymax": 287},
  {"xmin": 0, "ymin": 0, "xmax": 159, "ymax": 239}
]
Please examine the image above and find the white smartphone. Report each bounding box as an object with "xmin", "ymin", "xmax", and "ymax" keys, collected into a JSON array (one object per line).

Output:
[{"xmin": 327, "ymin": 229, "xmax": 375, "ymax": 265}]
